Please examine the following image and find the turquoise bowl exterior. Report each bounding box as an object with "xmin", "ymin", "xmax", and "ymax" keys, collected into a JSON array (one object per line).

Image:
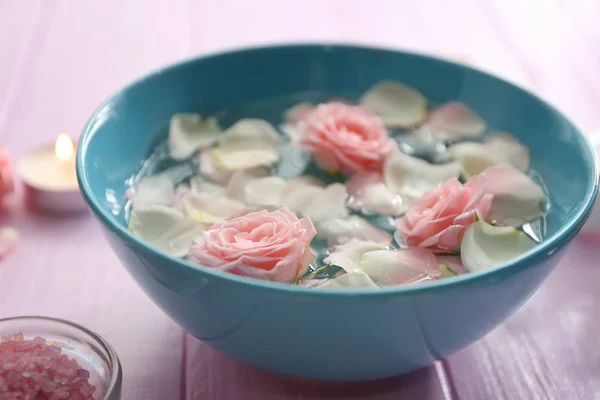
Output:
[{"xmin": 77, "ymin": 44, "xmax": 598, "ymax": 382}]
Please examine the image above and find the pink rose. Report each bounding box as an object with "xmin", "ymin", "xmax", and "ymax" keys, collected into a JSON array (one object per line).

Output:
[
  {"xmin": 396, "ymin": 176, "xmax": 492, "ymax": 252},
  {"xmin": 188, "ymin": 207, "xmax": 317, "ymax": 283},
  {"xmin": 0, "ymin": 147, "xmax": 14, "ymax": 199},
  {"xmin": 298, "ymin": 102, "xmax": 397, "ymax": 174}
]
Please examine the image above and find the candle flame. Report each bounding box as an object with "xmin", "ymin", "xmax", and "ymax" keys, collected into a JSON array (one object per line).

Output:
[{"xmin": 55, "ymin": 134, "xmax": 75, "ymax": 161}]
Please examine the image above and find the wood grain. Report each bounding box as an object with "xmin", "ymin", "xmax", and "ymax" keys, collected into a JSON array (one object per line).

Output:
[{"xmin": 0, "ymin": 1, "xmax": 598, "ymax": 399}]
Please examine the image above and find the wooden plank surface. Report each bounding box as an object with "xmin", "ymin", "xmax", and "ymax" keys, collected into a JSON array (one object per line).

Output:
[{"xmin": 0, "ymin": 1, "xmax": 598, "ymax": 399}]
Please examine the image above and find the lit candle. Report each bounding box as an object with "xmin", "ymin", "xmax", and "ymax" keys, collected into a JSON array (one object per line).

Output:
[{"xmin": 18, "ymin": 135, "xmax": 86, "ymax": 213}]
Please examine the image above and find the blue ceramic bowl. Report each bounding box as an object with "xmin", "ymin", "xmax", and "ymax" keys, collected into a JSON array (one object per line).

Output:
[{"xmin": 77, "ymin": 44, "xmax": 598, "ymax": 382}]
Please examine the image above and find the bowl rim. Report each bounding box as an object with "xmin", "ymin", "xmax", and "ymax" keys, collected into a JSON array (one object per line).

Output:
[
  {"xmin": 76, "ymin": 42, "xmax": 599, "ymax": 297},
  {"xmin": 0, "ymin": 315, "xmax": 122, "ymax": 399}
]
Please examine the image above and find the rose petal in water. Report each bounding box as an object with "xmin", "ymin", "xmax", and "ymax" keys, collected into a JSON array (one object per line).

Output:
[
  {"xmin": 359, "ymin": 248, "xmax": 440, "ymax": 285},
  {"xmin": 461, "ymin": 220, "xmax": 537, "ymax": 272},
  {"xmin": 324, "ymin": 239, "xmax": 388, "ymax": 274},
  {"xmin": 316, "ymin": 216, "xmax": 393, "ymax": 247},
  {"xmin": 480, "ymin": 164, "xmax": 545, "ymax": 226},
  {"xmin": 129, "ymin": 205, "xmax": 205, "ymax": 257},
  {"xmin": 130, "ymin": 174, "xmax": 175, "ymax": 210},
  {"xmin": 448, "ymin": 132, "xmax": 530, "ymax": 179},
  {"xmin": 428, "ymin": 101, "xmax": 487, "ymax": 138},
  {"xmin": 384, "ymin": 151, "xmax": 462, "ymax": 202},
  {"xmin": 360, "ymin": 80, "xmax": 428, "ymax": 128},
  {"xmin": 316, "ymin": 271, "xmax": 379, "ymax": 290},
  {"xmin": 345, "ymin": 172, "xmax": 404, "ymax": 216},
  {"xmin": 168, "ymin": 114, "xmax": 221, "ymax": 160}
]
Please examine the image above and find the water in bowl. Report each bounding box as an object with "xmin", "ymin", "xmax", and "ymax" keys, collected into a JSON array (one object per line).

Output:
[{"xmin": 121, "ymin": 88, "xmax": 551, "ymax": 286}]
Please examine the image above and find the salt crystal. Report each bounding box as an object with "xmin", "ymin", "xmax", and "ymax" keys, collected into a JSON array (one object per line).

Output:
[{"xmin": 0, "ymin": 332, "xmax": 97, "ymax": 399}]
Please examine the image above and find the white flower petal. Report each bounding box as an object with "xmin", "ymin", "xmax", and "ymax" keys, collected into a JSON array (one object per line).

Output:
[
  {"xmin": 244, "ymin": 176, "xmax": 287, "ymax": 207},
  {"xmin": 436, "ymin": 255, "xmax": 468, "ymax": 275},
  {"xmin": 461, "ymin": 220, "xmax": 537, "ymax": 272},
  {"xmin": 316, "ymin": 216, "xmax": 393, "ymax": 247},
  {"xmin": 129, "ymin": 205, "xmax": 205, "ymax": 257},
  {"xmin": 226, "ymin": 168, "xmax": 272, "ymax": 202},
  {"xmin": 482, "ymin": 164, "xmax": 546, "ymax": 226},
  {"xmin": 360, "ymin": 81, "xmax": 427, "ymax": 128},
  {"xmin": 324, "ymin": 239, "xmax": 388, "ymax": 273},
  {"xmin": 130, "ymin": 174, "xmax": 175, "ymax": 210},
  {"xmin": 281, "ymin": 185, "xmax": 323, "ymax": 216},
  {"xmin": 448, "ymin": 133, "xmax": 530, "ymax": 179},
  {"xmin": 486, "ymin": 132, "xmax": 530, "ymax": 172},
  {"xmin": 345, "ymin": 172, "xmax": 404, "ymax": 216},
  {"xmin": 168, "ymin": 114, "xmax": 221, "ymax": 160},
  {"xmin": 448, "ymin": 142, "xmax": 505, "ymax": 180},
  {"xmin": 218, "ymin": 118, "xmax": 281, "ymax": 146},
  {"xmin": 211, "ymin": 140, "xmax": 280, "ymax": 170},
  {"xmin": 182, "ymin": 192, "xmax": 246, "ymax": 224},
  {"xmin": 279, "ymin": 176, "xmax": 326, "ymax": 215},
  {"xmin": 384, "ymin": 151, "xmax": 461, "ymax": 201},
  {"xmin": 198, "ymin": 149, "xmax": 234, "ymax": 183},
  {"xmin": 359, "ymin": 248, "xmax": 440, "ymax": 285},
  {"xmin": 286, "ymin": 175, "xmax": 325, "ymax": 188},
  {"xmin": 189, "ymin": 175, "xmax": 226, "ymax": 194},
  {"xmin": 302, "ymin": 183, "xmax": 349, "ymax": 223},
  {"xmin": 316, "ymin": 271, "xmax": 379, "ymax": 290},
  {"xmin": 428, "ymin": 102, "xmax": 487, "ymax": 138}
]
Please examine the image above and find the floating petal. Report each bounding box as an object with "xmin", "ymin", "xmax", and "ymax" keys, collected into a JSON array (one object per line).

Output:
[
  {"xmin": 448, "ymin": 142, "xmax": 505, "ymax": 180},
  {"xmin": 218, "ymin": 118, "xmax": 281, "ymax": 147},
  {"xmin": 384, "ymin": 151, "xmax": 461, "ymax": 202},
  {"xmin": 436, "ymin": 255, "xmax": 468, "ymax": 275},
  {"xmin": 280, "ymin": 175, "xmax": 325, "ymax": 213},
  {"xmin": 360, "ymin": 81, "xmax": 427, "ymax": 128},
  {"xmin": 168, "ymin": 114, "xmax": 221, "ymax": 160},
  {"xmin": 198, "ymin": 149, "xmax": 234, "ymax": 183},
  {"xmin": 182, "ymin": 192, "xmax": 247, "ymax": 224},
  {"xmin": 461, "ymin": 220, "xmax": 537, "ymax": 272},
  {"xmin": 189, "ymin": 175, "xmax": 226, "ymax": 194},
  {"xmin": 211, "ymin": 141, "xmax": 280, "ymax": 170},
  {"xmin": 226, "ymin": 168, "xmax": 272, "ymax": 202},
  {"xmin": 316, "ymin": 271, "xmax": 379, "ymax": 290},
  {"xmin": 486, "ymin": 132, "xmax": 530, "ymax": 172},
  {"xmin": 428, "ymin": 102, "xmax": 486, "ymax": 138},
  {"xmin": 129, "ymin": 205, "xmax": 205, "ymax": 257},
  {"xmin": 130, "ymin": 174, "xmax": 174, "ymax": 210},
  {"xmin": 359, "ymin": 248, "xmax": 440, "ymax": 285},
  {"xmin": 244, "ymin": 176, "xmax": 287, "ymax": 207},
  {"xmin": 481, "ymin": 164, "xmax": 545, "ymax": 226},
  {"xmin": 301, "ymin": 183, "xmax": 349, "ymax": 223},
  {"xmin": 324, "ymin": 239, "xmax": 388, "ymax": 273},
  {"xmin": 345, "ymin": 172, "xmax": 404, "ymax": 216},
  {"xmin": 448, "ymin": 133, "xmax": 530, "ymax": 179},
  {"xmin": 316, "ymin": 216, "xmax": 393, "ymax": 247}
]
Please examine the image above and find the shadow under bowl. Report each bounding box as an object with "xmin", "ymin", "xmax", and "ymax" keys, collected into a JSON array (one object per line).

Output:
[{"xmin": 76, "ymin": 44, "xmax": 598, "ymax": 382}]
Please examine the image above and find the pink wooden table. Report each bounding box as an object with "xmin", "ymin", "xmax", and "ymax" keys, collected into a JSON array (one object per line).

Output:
[{"xmin": 1, "ymin": 1, "xmax": 599, "ymax": 399}]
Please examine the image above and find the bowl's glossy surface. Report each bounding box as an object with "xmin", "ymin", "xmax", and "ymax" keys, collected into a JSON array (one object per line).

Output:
[{"xmin": 77, "ymin": 44, "xmax": 598, "ymax": 382}]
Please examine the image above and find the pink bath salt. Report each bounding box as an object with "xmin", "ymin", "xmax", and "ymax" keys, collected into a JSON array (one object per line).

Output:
[{"xmin": 0, "ymin": 333, "xmax": 97, "ymax": 399}]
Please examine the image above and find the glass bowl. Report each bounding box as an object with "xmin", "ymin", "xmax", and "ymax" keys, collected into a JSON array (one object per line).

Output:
[{"xmin": 0, "ymin": 315, "xmax": 122, "ymax": 400}]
